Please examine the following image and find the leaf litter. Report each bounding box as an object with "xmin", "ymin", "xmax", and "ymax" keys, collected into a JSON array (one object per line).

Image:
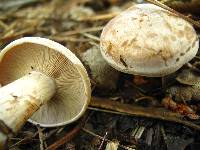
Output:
[{"xmin": 0, "ymin": 0, "xmax": 200, "ymax": 149}]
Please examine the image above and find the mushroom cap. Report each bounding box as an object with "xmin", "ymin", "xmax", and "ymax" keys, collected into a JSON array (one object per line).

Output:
[
  {"xmin": 0, "ymin": 37, "xmax": 91, "ymax": 127},
  {"xmin": 100, "ymin": 4, "xmax": 199, "ymax": 77}
]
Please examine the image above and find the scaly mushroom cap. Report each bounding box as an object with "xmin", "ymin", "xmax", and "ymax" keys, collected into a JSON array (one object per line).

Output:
[
  {"xmin": 0, "ymin": 37, "xmax": 91, "ymax": 127},
  {"xmin": 100, "ymin": 4, "xmax": 199, "ymax": 77}
]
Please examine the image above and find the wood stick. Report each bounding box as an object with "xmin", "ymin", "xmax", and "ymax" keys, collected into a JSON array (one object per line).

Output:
[
  {"xmin": 45, "ymin": 125, "xmax": 81, "ymax": 150},
  {"xmin": 90, "ymin": 97, "xmax": 200, "ymax": 130},
  {"xmin": 145, "ymin": 0, "xmax": 200, "ymax": 28},
  {"xmin": 45, "ymin": 112, "xmax": 92, "ymax": 150}
]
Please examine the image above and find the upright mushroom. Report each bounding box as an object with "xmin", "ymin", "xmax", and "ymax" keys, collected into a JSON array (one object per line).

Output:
[
  {"xmin": 0, "ymin": 37, "xmax": 91, "ymax": 136},
  {"xmin": 100, "ymin": 4, "xmax": 199, "ymax": 77}
]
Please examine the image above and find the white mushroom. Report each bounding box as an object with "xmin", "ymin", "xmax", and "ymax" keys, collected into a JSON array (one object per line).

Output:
[
  {"xmin": 81, "ymin": 46, "xmax": 119, "ymax": 90},
  {"xmin": 0, "ymin": 37, "xmax": 91, "ymax": 134},
  {"xmin": 100, "ymin": 4, "xmax": 199, "ymax": 77}
]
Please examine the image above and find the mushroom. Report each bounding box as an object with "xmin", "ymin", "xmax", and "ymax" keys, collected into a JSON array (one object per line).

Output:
[
  {"xmin": 100, "ymin": 3, "xmax": 199, "ymax": 77},
  {"xmin": 0, "ymin": 37, "xmax": 91, "ymax": 134},
  {"xmin": 81, "ymin": 46, "xmax": 119, "ymax": 90}
]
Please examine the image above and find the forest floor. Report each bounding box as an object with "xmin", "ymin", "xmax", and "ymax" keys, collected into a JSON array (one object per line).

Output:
[{"xmin": 0, "ymin": 0, "xmax": 200, "ymax": 150}]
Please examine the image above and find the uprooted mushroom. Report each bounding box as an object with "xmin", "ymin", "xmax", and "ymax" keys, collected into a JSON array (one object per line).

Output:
[{"xmin": 0, "ymin": 37, "xmax": 91, "ymax": 149}]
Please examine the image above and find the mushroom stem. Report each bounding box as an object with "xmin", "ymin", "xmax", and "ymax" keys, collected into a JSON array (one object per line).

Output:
[{"xmin": 0, "ymin": 71, "xmax": 56, "ymax": 133}]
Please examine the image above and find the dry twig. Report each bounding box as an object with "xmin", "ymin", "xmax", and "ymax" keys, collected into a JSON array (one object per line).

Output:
[
  {"xmin": 98, "ymin": 132, "xmax": 108, "ymax": 150},
  {"xmin": 37, "ymin": 125, "xmax": 44, "ymax": 150},
  {"xmin": 145, "ymin": 0, "xmax": 200, "ymax": 28},
  {"xmin": 90, "ymin": 97, "xmax": 200, "ymax": 130},
  {"xmin": 45, "ymin": 112, "xmax": 92, "ymax": 150},
  {"xmin": 45, "ymin": 125, "xmax": 81, "ymax": 150},
  {"xmin": 82, "ymin": 128, "xmax": 134, "ymax": 150},
  {"xmin": 9, "ymin": 128, "xmax": 45, "ymax": 149},
  {"xmin": 78, "ymin": 12, "xmax": 119, "ymax": 21}
]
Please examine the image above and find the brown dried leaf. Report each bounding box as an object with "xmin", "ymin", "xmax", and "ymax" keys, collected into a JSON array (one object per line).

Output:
[
  {"xmin": 176, "ymin": 69, "xmax": 200, "ymax": 86},
  {"xmin": 168, "ymin": 69, "xmax": 200, "ymax": 102},
  {"xmin": 162, "ymin": 96, "xmax": 199, "ymax": 120}
]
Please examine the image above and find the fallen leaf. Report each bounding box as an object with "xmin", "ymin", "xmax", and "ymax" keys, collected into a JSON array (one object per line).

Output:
[
  {"xmin": 105, "ymin": 140, "xmax": 119, "ymax": 150},
  {"xmin": 162, "ymin": 96, "xmax": 199, "ymax": 119}
]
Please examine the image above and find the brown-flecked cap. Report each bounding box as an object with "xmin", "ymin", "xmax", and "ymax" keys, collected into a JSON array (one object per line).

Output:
[
  {"xmin": 100, "ymin": 4, "xmax": 199, "ymax": 77},
  {"xmin": 0, "ymin": 37, "xmax": 91, "ymax": 127}
]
